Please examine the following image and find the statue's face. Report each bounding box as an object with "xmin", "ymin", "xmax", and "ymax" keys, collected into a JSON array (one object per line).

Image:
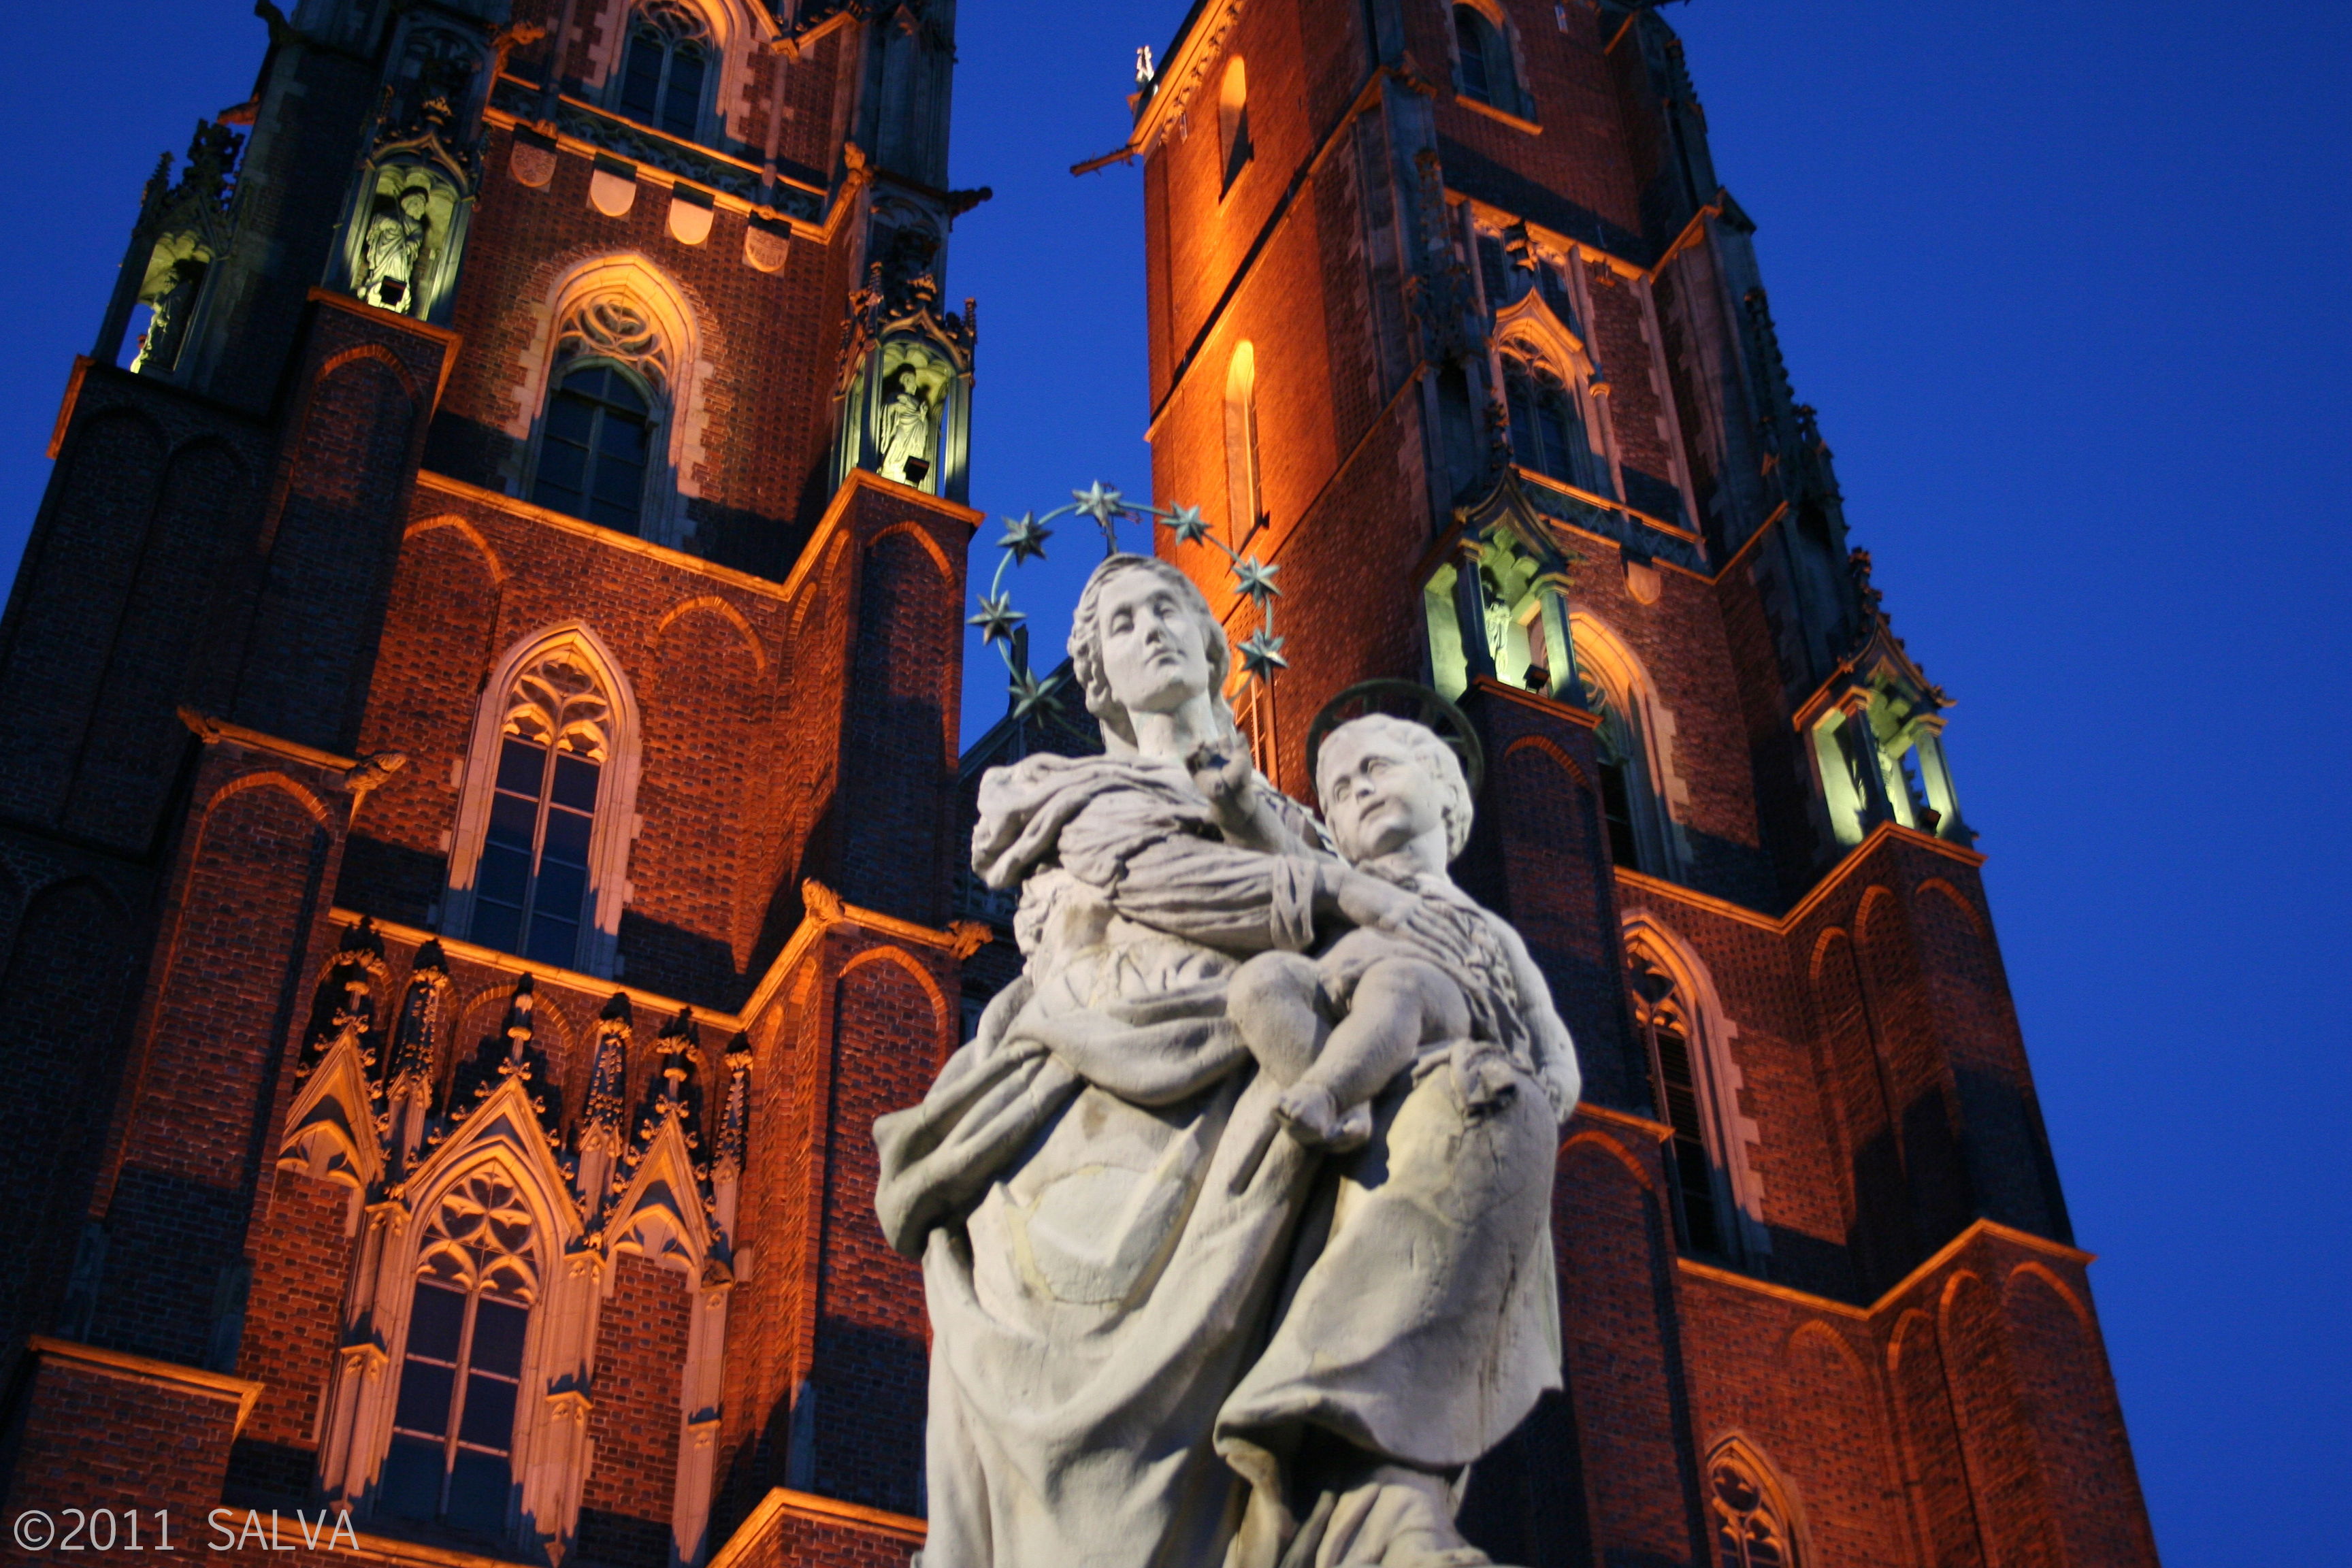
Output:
[
  {"xmin": 401, "ymin": 191, "xmax": 429, "ymax": 218},
  {"xmin": 1094, "ymin": 569, "xmax": 1211, "ymax": 719},
  {"xmin": 1320, "ymin": 728, "xmax": 1446, "ymax": 863}
]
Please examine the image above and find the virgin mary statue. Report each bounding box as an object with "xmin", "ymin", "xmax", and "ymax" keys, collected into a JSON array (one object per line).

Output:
[{"xmin": 875, "ymin": 553, "xmax": 1578, "ymax": 1568}]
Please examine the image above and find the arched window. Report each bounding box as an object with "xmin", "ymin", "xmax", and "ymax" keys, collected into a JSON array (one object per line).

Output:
[
  {"xmin": 530, "ymin": 362, "xmax": 653, "ymax": 534},
  {"xmin": 1708, "ymin": 1443, "xmax": 1802, "ymax": 1568},
  {"xmin": 445, "ymin": 629, "xmax": 642, "ymax": 979},
  {"xmin": 1628, "ymin": 951, "xmax": 1724, "ymax": 1256},
  {"xmin": 379, "ymin": 1171, "xmax": 538, "ymax": 1537},
  {"xmin": 1218, "ymin": 56, "xmax": 1252, "ymax": 191},
  {"xmin": 1571, "ymin": 612, "xmax": 1683, "ymax": 879},
  {"xmin": 1224, "ymin": 341, "xmax": 1263, "ymax": 542},
  {"xmin": 1454, "ymin": 5, "xmax": 1529, "ymax": 118},
  {"xmin": 617, "ymin": 2, "xmax": 710, "ymax": 140},
  {"xmin": 1503, "ymin": 353, "xmax": 1594, "ymax": 490}
]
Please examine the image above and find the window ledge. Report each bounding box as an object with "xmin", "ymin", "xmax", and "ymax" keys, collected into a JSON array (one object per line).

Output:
[{"xmin": 1455, "ymin": 95, "xmax": 1542, "ymax": 135}]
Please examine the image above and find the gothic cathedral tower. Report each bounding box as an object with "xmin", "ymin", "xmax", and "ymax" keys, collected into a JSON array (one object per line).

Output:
[
  {"xmin": 1124, "ymin": 1, "xmax": 2159, "ymax": 1563},
  {"xmin": 0, "ymin": 1, "xmax": 975, "ymax": 1563}
]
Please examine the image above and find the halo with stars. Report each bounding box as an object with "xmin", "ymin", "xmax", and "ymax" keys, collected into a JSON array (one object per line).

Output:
[{"xmin": 969, "ymin": 483, "xmax": 1286, "ymax": 722}]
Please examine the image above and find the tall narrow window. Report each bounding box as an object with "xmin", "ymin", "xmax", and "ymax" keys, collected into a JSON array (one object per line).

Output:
[
  {"xmin": 1224, "ymin": 342, "xmax": 1263, "ymax": 543},
  {"xmin": 459, "ymin": 644, "xmax": 617, "ymax": 972},
  {"xmin": 1453, "ymin": 5, "xmax": 1526, "ymax": 117},
  {"xmin": 532, "ymin": 362, "xmax": 652, "ymax": 534},
  {"xmin": 617, "ymin": 4, "xmax": 710, "ymax": 140},
  {"xmin": 1574, "ymin": 615, "xmax": 1682, "ymax": 881},
  {"xmin": 1503, "ymin": 355, "xmax": 1591, "ymax": 489},
  {"xmin": 1593, "ymin": 719, "xmax": 1644, "ymax": 872},
  {"xmin": 1218, "ymin": 56, "xmax": 1252, "ymax": 192},
  {"xmin": 470, "ymin": 731, "xmax": 600, "ymax": 965},
  {"xmin": 1629, "ymin": 956, "xmax": 1725, "ymax": 1257},
  {"xmin": 380, "ymin": 1278, "xmax": 529, "ymax": 1535}
]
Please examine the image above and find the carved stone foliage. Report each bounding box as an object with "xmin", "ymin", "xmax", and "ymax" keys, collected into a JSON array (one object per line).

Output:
[{"xmin": 291, "ymin": 955, "xmax": 751, "ymax": 1564}]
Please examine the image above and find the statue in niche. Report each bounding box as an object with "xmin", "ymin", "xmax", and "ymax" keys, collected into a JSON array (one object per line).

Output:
[
  {"xmin": 875, "ymin": 363, "xmax": 934, "ymax": 486},
  {"xmin": 876, "ymin": 554, "xmax": 1580, "ymax": 1568},
  {"xmin": 355, "ymin": 174, "xmax": 435, "ymax": 314},
  {"xmin": 131, "ymin": 255, "xmax": 208, "ymax": 375}
]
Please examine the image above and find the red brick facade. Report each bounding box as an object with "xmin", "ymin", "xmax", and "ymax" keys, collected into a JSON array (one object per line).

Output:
[
  {"xmin": 0, "ymin": 2, "xmax": 2155, "ymax": 1567},
  {"xmin": 1113, "ymin": 0, "xmax": 2158, "ymax": 1562},
  {"xmin": 0, "ymin": 1, "xmax": 972, "ymax": 1563}
]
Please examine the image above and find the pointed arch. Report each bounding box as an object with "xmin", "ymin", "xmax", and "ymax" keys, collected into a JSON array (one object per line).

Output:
[
  {"xmin": 1620, "ymin": 912, "xmax": 1765, "ymax": 1262},
  {"xmin": 1703, "ymin": 1435, "xmax": 1808, "ymax": 1568},
  {"xmin": 584, "ymin": 0, "xmax": 770, "ymax": 148},
  {"xmin": 516, "ymin": 253, "xmax": 713, "ymax": 548},
  {"xmin": 404, "ymin": 514, "xmax": 509, "ymax": 585},
  {"xmin": 1567, "ymin": 610, "xmax": 1686, "ymax": 877},
  {"xmin": 443, "ymin": 623, "xmax": 644, "ymax": 979},
  {"xmin": 654, "ymin": 593, "xmax": 768, "ymax": 676}
]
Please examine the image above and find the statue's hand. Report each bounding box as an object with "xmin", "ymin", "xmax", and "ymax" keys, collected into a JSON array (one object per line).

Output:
[
  {"xmin": 1275, "ymin": 1081, "xmax": 1342, "ymax": 1144},
  {"xmin": 1186, "ymin": 740, "xmax": 1252, "ymax": 810}
]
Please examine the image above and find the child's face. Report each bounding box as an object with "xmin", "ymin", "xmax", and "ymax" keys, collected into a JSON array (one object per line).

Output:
[{"xmin": 1320, "ymin": 728, "xmax": 1446, "ymax": 863}]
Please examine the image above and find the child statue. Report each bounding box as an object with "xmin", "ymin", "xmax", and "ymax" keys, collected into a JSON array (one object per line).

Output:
[{"xmin": 1198, "ymin": 711, "xmax": 1572, "ymax": 1153}]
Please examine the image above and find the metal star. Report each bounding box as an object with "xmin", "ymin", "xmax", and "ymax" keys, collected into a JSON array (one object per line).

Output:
[
  {"xmin": 1237, "ymin": 628, "xmax": 1289, "ymax": 681},
  {"xmin": 1009, "ymin": 665, "xmax": 1066, "ymax": 721},
  {"xmin": 1232, "ymin": 554, "xmax": 1281, "ymax": 606},
  {"xmin": 1166, "ymin": 503, "xmax": 1210, "ymax": 546},
  {"xmin": 1072, "ymin": 482, "xmax": 1126, "ymax": 539},
  {"xmin": 997, "ymin": 512, "xmax": 1051, "ymax": 564},
  {"xmin": 967, "ymin": 592, "xmax": 1024, "ymax": 646}
]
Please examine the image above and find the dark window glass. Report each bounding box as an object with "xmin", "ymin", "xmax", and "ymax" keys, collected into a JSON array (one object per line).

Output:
[
  {"xmin": 1598, "ymin": 750, "xmax": 1642, "ymax": 872},
  {"xmin": 533, "ymin": 363, "xmax": 653, "ymax": 535},
  {"xmin": 617, "ymin": 18, "xmax": 705, "ymax": 140},
  {"xmin": 619, "ymin": 27, "xmax": 665, "ymax": 122},
  {"xmin": 1505, "ymin": 367, "xmax": 1540, "ymax": 472},
  {"xmin": 466, "ymin": 732, "xmax": 603, "ymax": 970},
  {"xmin": 379, "ymin": 1437, "xmax": 444, "ymax": 1522},
  {"xmin": 1651, "ymin": 1019, "xmax": 1724, "ymax": 1255},
  {"xmin": 1537, "ymin": 395, "xmax": 1574, "ymax": 483},
  {"xmin": 387, "ymin": 1279, "xmax": 529, "ymax": 1535},
  {"xmin": 1456, "ymin": 8, "xmax": 1493, "ymax": 103},
  {"xmin": 664, "ymin": 46, "xmax": 706, "ymax": 137}
]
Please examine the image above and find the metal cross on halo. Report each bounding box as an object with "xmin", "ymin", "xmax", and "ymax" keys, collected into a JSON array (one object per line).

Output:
[{"xmin": 966, "ymin": 482, "xmax": 1288, "ymax": 721}]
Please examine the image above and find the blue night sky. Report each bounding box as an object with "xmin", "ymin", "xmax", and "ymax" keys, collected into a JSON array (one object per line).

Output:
[{"xmin": 0, "ymin": 3, "xmax": 2342, "ymax": 1559}]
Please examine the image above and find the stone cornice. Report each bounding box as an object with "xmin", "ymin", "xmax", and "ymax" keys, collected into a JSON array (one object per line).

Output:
[
  {"xmin": 25, "ymin": 1337, "xmax": 264, "ymax": 1437},
  {"xmin": 412, "ymin": 471, "xmax": 798, "ymax": 603},
  {"xmin": 1675, "ymin": 1216, "xmax": 2096, "ymax": 1326},
  {"xmin": 1614, "ymin": 820, "xmax": 1987, "ymax": 940}
]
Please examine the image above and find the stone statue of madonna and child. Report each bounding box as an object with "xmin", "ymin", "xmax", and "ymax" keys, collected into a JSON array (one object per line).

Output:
[{"xmin": 875, "ymin": 552, "xmax": 1582, "ymax": 1568}]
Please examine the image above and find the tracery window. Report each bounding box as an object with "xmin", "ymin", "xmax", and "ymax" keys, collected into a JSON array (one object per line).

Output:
[
  {"xmin": 455, "ymin": 640, "xmax": 627, "ymax": 974},
  {"xmin": 617, "ymin": 2, "xmax": 711, "ymax": 140},
  {"xmin": 1709, "ymin": 1446, "xmax": 1801, "ymax": 1568},
  {"xmin": 380, "ymin": 1173, "xmax": 538, "ymax": 1537},
  {"xmin": 1224, "ymin": 342, "xmax": 1264, "ymax": 542}
]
